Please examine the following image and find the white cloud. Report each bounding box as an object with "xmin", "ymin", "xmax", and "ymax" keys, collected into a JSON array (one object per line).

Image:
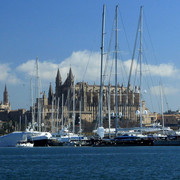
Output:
[
  {"xmin": 0, "ymin": 64, "xmax": 9, "ymax": 80},
  {"xmin": 16, "ymin": 51, "xmax": 180, "ymax": 87},
  {"xmin": 6, "ymin": 51, "xmax": 180, "ymax": 111},
  {"xmin": 0, "ymin": 63, "xmax": 20, "ymax": 84},
  {"xmin": 16, "ymin": 60, "xmax": 35, "ymax": 76},
  {"xmin": 16, "ymin": 51, "xmax": 101, "ymax": 84},
  {"xmin": 124, "ymin": 60, "xmax": 179, "ymax": 78},
  {"xmin": 144, "ymin": 63, "xmax": 179, "ymax": 77},
  {"xmin": 17, "ymin": 60, "xmax": 59, "ymax": 81},
  {"xmin": 60, "ymin": 50, "xmax": 101, "ymax": 82},
  {"xmin": 150, "ymin": 85, "xmax": 179, "ymax": 96}
]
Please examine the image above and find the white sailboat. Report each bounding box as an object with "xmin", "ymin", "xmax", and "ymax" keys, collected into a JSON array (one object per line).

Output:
[
  {"xmin": 96, "ymin": 4, "xmax": 106, "ymax": 139},
  {"xmin": 0, "ymin": 126, "xmax": 51, "ymax": 147},
  {"xmin": 0, "ymin": 58, "xmax": 52, "ymax": 147},
  {"xmin": 51, "ymin": 82, "xmax": 85, "ymax": 146}
]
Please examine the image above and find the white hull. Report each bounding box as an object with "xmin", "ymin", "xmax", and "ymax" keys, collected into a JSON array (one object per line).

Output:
[
  {"xmin": 16, "ymin": 142, "xmax": 34, "ymax": 147},
  {"xmin": 0, "ymin": 131, "xmax": 33, "ymax": 147},
  {"xmin": 0, "ymin": 131, "xmax": 52, "ymax": 147}
]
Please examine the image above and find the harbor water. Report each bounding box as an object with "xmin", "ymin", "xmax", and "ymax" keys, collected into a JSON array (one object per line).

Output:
[{"xmin": 0, "ymin": 146, "xmax": 180, "ymax": 179}]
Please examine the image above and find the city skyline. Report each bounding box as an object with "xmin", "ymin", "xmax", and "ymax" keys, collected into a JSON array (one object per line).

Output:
[{"xmin": 0, "ymin": 0, "xmax": 180, "ymax": 113}]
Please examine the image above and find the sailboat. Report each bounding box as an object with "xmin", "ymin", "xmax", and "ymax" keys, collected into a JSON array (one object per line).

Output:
[
  {"xmin": 27, "ymin": 57, "xmax": 52, "ymax": 147},
  {"xmin": 50, "ymin": 81, "xmax": 86, "ymax": 146},
  {"xmin": 95, "ymin": 4, "xmax": 106, "ymax": 139},
  {"xmin": 92, "ymin": 6, "xmax": 156, "ymax": 146},
  {"xmin": 0, "ymin": 58, "xmax": 52, "ymax": 147}
]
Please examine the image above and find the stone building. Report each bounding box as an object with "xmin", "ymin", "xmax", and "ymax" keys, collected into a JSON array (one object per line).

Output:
[
  {"xmin": 32, "ymin": 68, "xmax": 152, "ymax": 132},
  {"xmin": 157, "ymin": 112, "xmax": 180, "ymax": 130},
  {"xmin": 0, "ymin": 85, "xmax": 28, "ymax": 135},
  {"xmin": 0, "ymin": 85, "xmax": 10, "ymax": 112}
]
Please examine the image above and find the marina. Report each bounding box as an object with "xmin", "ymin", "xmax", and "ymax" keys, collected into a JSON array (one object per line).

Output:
[
  {"xmin": 1, "ymin": 1, "xmax": 180, "ymax": 180},
  {"xmin": 1, "ymin": 5, "xmax": 180, "ymax": 148}
]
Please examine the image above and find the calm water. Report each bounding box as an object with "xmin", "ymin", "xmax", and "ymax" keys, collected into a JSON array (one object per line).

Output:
[{"xmin": 0, "ymin": 146, "xmax": 180, "ymax": 180}]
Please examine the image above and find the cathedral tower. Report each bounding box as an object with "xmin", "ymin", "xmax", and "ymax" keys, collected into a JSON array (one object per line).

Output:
[
  {"xmin": 3, "ymin": 84, "xmax": 8, "ymax": 105},
  {"xmin": 48, "ymin": 83, "xmax": 53, "ymax": 105},
  {"xmin": 55, "ymin": 68, "xmax": 62, "ymax": 98}
]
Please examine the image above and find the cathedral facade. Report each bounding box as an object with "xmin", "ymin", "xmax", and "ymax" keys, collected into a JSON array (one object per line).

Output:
[{"xmin": 36, "ymin": 68, "xmax": 152, "ymax": 132}]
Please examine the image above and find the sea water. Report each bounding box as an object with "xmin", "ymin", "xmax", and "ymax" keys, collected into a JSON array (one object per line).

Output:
[{"xmin": 0, "ymin": 146, "xmax": 180, "ymax": 180}]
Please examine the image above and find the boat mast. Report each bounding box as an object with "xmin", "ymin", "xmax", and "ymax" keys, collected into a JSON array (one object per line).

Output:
[
  {"xmin": 72, "ymin": 80, "xmax": 75, "ymax": 134},
  {"xmin": 115, "ymin": 5, "xmax": 118, "ymax": 136},
  {"xmin": 160, "ymin": 83, "xmax": 165, "ymax": 134},
  {"xmin": 61, "ymin": 94, "xmax": 64, "ymax": 130},
  {"xmin": 139, "ymin": 6, "xmax": 143, "ymax": 134},
  {"xmin": 19, "ymin": 115, "xmax": 21, "ymax": 131},
  {"xmin": 36, "ymin": 56, "xmax": 41, "ymax": 132},
  {"xmin": 30, "ymin": 78, "xmax": 35, "ymax": 130},
  {"xmin": 99, "ymin": 4, "xmax": 105, "ymax": 128},
  {"xmin": 108, "ymin": 84, "xmax": 111, "ymax": 138},
  {"xmin": 56, "ymin": 97, "xmax": 60, "ymax": 133},
  {"xmin": 79, "ymin": 99, "xmax": 82, "ymax": 136},
  {"xmin": 51, "ymin": 96, "xmax": 54, "ymax": 133}
]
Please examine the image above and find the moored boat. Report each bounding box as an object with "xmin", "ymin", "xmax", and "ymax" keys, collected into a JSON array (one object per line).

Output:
[
  {"xmin": 29, "ymin": 131, "xmax": 52, "ymax": 147},
  {"xmin": 16, "ymin": 141, "xmax": 34, "ymax": 147}
]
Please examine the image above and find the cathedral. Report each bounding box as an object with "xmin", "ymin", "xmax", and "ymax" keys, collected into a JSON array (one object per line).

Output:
[{"xmin": 34, "ymin": 68, "xmax": 153, "ymax": 132}]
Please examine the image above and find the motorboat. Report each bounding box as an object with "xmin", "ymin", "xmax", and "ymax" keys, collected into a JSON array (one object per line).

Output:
[{"xmin": 0, "ymin": 127, "xmax": 52, "ymax": 147}]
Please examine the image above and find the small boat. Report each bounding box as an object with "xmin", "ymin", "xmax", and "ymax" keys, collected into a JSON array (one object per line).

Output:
[
  {"xmin": 51, "ymin": 128, "xmax": 87, "ymax": 146},
  {"xmin": 0, "ymin": 131, "xmax": 34, "ymax": 147},
  {"xmin": 29, "ymin": 132, "xmax": 52, "ymax": 147},
  {"xmin": 153, "ymin": 134, "xmax": 180, "ymax": 146},
  {"xmin": 0, "ymin": 129, "xmax": 52, "ymax": 147},
  {"xmin": 16, "ymin": 141, "xmax": 34, "ymax": 147}
]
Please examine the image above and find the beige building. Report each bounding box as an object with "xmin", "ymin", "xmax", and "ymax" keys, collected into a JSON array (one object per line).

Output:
[
  {"xmin": 0, "ymin": 85, "xmax": 10, "ymax": 112},
  {"xmin": 157, "ymin": 113, "xmax": 180, "ymax": 130},
  {"xmin": 31, "ymin": 68, "xmax": 155, "ymax": 132}
]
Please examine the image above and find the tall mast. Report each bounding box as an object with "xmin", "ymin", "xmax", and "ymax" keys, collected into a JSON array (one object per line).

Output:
[
  {"xmin": 79, "ymin": 99, "xmax": 82, "ymax": 136},
  {"xmin": 72, "ymin": 80, "xmax": 75, "ymax": 134},
  {"xmin": 160, "ymin": 83, "xmax": 165, "ymax": 134},
  {"xmin": 30, "ymin": 78, "xmax": 34, "ymax": 130},
  {"xmin": 99, "ymin": 4, "xmax": 105, "ymax": 127},
  {"xmin": 61, "ymin": 94, "xmax": 64, "ymax": 130},
  {"xmin": 36, "ymin": 56, "xmax": 41, "ymax": 132},
  {"xmin": 139, "ymin": 6, "xmax": 143, "ymax": 134},
  {"xmin": 51, "ymin": 96, "xmax": 54, "ymax": 133},
  {"xmin": 115, "ymin": 5, "xmax": 118, "ymax": 136},
  {"xmin": 19, "ymin": 116, "xmax": 21, "ymax": 131},
  {"xmin": 56, "ymin": 97, "xmax": 60, "ymax": 133},
  {"xmin": 108, "ymin": 84, "xmax": 111, "ymax": 138}
]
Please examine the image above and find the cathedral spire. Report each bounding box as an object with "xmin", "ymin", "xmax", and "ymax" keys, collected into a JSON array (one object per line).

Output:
[
  {"xmin": 68, "ymin": 67, "xmax": 74, "ymax": 81},
  {"xmin": 56, "ymin": 68, "xmax": 62, "ymax": 86},
  {"xmin": 48, "ymin": 83, "xmax": 53, "ymax": 105},
  {"xmin": 3, "ymin": 84, "xmax": 8, "ymax": 105},
  {"xmin": 64, "ymin": 67, "xmax": 74, "ymax": 87},
  {"xmin": 42, "ymin": 91, "xmax": 48, "ymax": 106},
  {"xmin": 55, "ymin": 68, "xmax": 62, "ymax": 97},
  {"xmin": 43, "ymin": 91, "xmax": 47, "ymax": 99}
]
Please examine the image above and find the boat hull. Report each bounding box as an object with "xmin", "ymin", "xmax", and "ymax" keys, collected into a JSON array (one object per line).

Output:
[
  {"xmin": 153, "ymin": 140, "xmax": 180, "ymax": 146},
  {"xmin": 32, "ymin": 139, "xmax": 49, "ymax": 147}
]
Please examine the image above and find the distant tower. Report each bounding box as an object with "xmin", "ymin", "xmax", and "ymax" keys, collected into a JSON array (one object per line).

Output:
[
  {"xmin": 55, "ymin": 68, "xmax": 62, "ymax": 98},
  {"xmin": 68, "ymin": 67, "xmax": 74, "ymax": 86},
  {"xmin": 42, "ymin": 91, "xmax": 48, "ymax": 106},
  {"xmin": 63, "ymin": 67, "xmax": 74, "ymax": 87},
  {"xmin": 48, "ymin": 83, "xmax": 53, "ymax": 105},
  {"xmin": 3, "ymin": 84, "xmax": 8, "ymax": 105}
]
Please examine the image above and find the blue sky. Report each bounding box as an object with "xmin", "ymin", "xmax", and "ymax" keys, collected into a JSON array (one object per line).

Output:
[{"xmin": 0, "ymin": 0, "xmax": 180, "ymax": 113}]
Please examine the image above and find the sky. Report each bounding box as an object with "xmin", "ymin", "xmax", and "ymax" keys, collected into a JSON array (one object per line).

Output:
[{"xmin": 0, "ymin": 0, "xmax": 180, "ymax": 113}]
